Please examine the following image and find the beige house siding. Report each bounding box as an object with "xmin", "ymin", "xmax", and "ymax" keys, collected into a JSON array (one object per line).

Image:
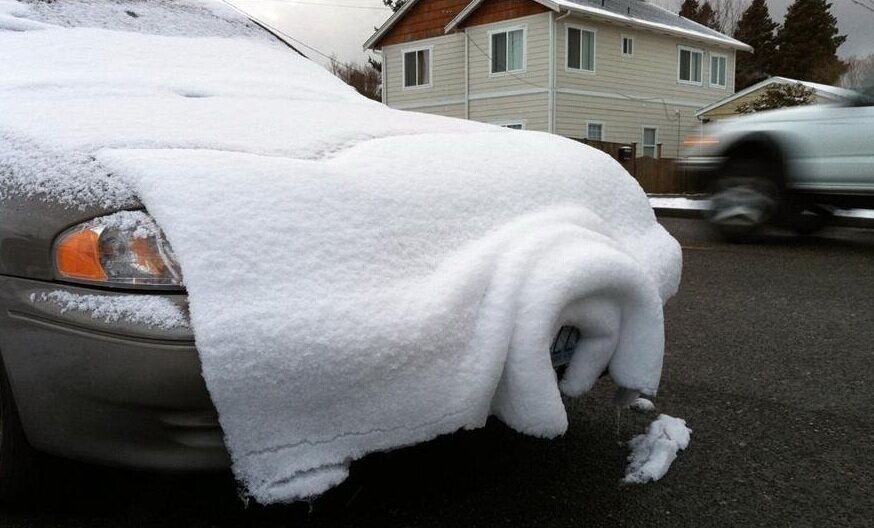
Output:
[
  {"xmin": 552, "ymin": 14, "xmax": 733, "ymax": 156},
  {"xmin": 470, "ymin": 92, "xmax": 549, "ymax": 130},
  {"xmin": 700, "ymin": 90, "xmax": 833, "ymax": 121},
  {"xmin": 464, "ymin": 13, "xmax": 552, "ymax": 95},
  {"xmin": 378, "ymin": 5, "xmax": 743, "ymax": 156},
  {"xmin": 555, "ymin": 15, "xmax": 736, "ymax": 102},
  {"xmin": 556, "ymin": 92, "xmax": 702, "ymax": 158},
  {"xmin": 382, "ymin": 32, "xmax": 466, "ymax": 110},
  {"xmin": 396, "ymin": 102, "xmax": 468, "ymax": 119}
]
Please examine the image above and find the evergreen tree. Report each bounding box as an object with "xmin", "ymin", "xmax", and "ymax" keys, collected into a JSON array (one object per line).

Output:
[
  {"xmin": 679, "ymin": 0, "xmax": 701, "ymax": 20},
  {"xmin": 736, "ymin": 82, "xmax": 816, "ymax": 113},
  {"xmin": 733, "ymin": 0, "xmax": 779, "ymax": 89},
  {"xmin": 774, "ymin": 0, "xmax": 847, "ymax": 84},
  {"xmin": 697, "ymin": 2, "xmax": 720, "ymax": 30},
  {"xmin": 382, "ymin": 0, "xmax": 406, "ymax": 11}
]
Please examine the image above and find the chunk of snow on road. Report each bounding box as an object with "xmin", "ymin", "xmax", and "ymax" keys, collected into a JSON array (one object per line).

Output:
[
  {"xmin": 629, "ymin": 397, "xmax": 656, "ymax": 412},
  {"xmin": 33, "ymin": 290, "xmax": 189, "ymax": 329},
  {"xmin": 3, "ymin": 0, "xmax": 683, "ymax": 503},
  {"xmin": 622, "ymin": 414, "xmax": 691, "ymax": 484}
]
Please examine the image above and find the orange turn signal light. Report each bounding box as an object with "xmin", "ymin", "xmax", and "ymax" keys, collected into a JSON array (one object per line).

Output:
[
  {"xmin": 682, "ymin": 135, "xmax": 720, "ymax": 146},
  {"xmin": 55, "ymin": 227, "xmax": 107, "ymax": 282}
]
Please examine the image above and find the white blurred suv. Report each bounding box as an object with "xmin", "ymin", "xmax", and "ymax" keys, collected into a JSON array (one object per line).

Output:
[{"xmin": 681, "ymin": 99, "xmax": 874, "ymax": 240}]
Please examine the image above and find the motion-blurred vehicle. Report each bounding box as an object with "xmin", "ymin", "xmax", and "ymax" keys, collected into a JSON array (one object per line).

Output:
[{"xmin": 682, "ymin": 98, "xmax": 874, "ymax": 240}]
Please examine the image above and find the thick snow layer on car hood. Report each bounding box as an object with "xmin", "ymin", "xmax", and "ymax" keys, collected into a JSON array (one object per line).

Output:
[{"xmin": 1, "ymin": 0, "xmax": 682, "ymax": 503}]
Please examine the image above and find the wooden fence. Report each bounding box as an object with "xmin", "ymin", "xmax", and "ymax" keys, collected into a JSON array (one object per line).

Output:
[{"xmin": 573, "ymin": 138, "xmax": 699, "ymax": 194}]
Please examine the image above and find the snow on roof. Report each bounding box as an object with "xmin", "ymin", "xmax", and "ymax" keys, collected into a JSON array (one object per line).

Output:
[
  {"xmin": 551, "ymin": 0, "xmax": 750, "ymax": 51},
  {"xmin": 436, "ymin": 0, "xmax": 750, "ymax": 51},
  {"xmin": 696, "ymin": 76, "xmax": 861, "ymax": 117}
]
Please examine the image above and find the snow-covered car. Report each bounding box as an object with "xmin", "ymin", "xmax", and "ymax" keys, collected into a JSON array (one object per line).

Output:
[
  {"xmin": 0, "ymin": 0, "xmax": 680, "ymax": 503},
  {"xmin": 681, "ymin": 99, "xmax": 874, "ymax": 240}
]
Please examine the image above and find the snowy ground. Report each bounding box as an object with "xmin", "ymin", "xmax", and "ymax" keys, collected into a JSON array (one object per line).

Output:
[{"xmin": 649, "ymin": 196, "xmax": 874, "ymax": 219}]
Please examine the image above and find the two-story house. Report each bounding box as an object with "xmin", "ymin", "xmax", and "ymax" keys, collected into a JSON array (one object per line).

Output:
[{"xmin": 364, "ymin": 0, "xmax": 751, "ymax": 158}]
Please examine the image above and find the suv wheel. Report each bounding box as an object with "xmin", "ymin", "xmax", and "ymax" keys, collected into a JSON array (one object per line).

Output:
[
  {"xmin": 780, "ymin": 198, "xmax": 833, "ymax": 235},
  {"xmin": 709, "ymin": 159, "xmax": 778, "ymax": 242},
  {"xmin": 0, "ymin": 359, "xmax": 42, "ymax": 504}
]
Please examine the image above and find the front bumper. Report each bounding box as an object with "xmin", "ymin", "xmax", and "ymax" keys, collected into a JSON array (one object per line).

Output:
[
  {"xmin": 0, "ymin": 276, "xmax": 230, "ymax": 471},
  {"xmin": 677, "ymin": 156, "xmax": 724, "ymax": 190}
]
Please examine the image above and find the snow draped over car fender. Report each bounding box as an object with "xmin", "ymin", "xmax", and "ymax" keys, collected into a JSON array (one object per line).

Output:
[
  {"xmin": 1, "ymin": 0, "xmax": 681, "ymax": 502},
  {"xmin": 96, "ymin": 129, "xmax": 680, "ymax": 502}
]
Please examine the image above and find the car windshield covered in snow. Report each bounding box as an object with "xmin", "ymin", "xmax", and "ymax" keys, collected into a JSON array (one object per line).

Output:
[{"xmin": 12, "ymin": 0, "xmax": 272, "ymax": 39}]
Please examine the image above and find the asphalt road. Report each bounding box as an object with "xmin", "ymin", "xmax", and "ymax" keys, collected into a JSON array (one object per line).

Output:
[{"xmin": 2, "ymin": 217, "xmax": 873, "ymax": 528}]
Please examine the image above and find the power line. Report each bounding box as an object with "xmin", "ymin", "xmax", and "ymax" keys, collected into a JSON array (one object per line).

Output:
[
  {"xmin": 849, "ymin": 0, "xmax": 874, "ymax": 13},
  {"xmin": 255, "ymin": 0, "xmax": 391, "ymax": 10},
  {"xmin": 219, "ymin": 0, "xmax": 337, "ymax": 61}
]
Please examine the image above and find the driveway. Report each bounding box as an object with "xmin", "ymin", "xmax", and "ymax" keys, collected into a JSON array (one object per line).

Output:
[{"xmin": 2, "ymin": 217, "xmax": 872, "ymax": 528}]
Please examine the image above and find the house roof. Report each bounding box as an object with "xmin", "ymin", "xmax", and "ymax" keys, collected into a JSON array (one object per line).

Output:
[
  {"xmin": 695, "ymin": 76, "xmax": 861, "ymax": 117},
  {"xmin": 444, "ymin": 0, "xmax": 750, "ymax": 51},
  {"xmin": 366, "ymin": 0, "xmax": 751, "ymax": 51},
  {"xmin": 363, "ymin": 0, "xmax": 428, "ymax": 51},
  {"xmin": 551, "ymin": 0, "xmax": 751, "ymax": 51}
]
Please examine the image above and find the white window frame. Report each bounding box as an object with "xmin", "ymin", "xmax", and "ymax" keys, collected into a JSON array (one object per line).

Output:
[
  {"xmin": 401, "ymin": 45, "xmax": 433, "ymax": 90},
  {"xmin": 677, "ymin": 45, "xmax": 704, "ymax": 86},
  {"xmin": 709, "ymin": 52, "xmax": 728, "ymax": 89},
  {"xmin": 642, "ymin": 126, "xmax": 659, "ymax": 158},
  {"xmin": 586, "ymin": 121, "xmax": 605, "ymax": 141},
  {"xmin": 488, "ymin": 25, "xmax": 527, "ymax": 76},
  {"xmin": 565, "ymin": 24, "xmax": 597, "ymax": 74},
  {"xmin": 493, "ymin": 120, "xmax": 526, "ymax": 130},
  {"xmin": 621, "ymin": 35, "xmax": 634, "ymax": 57}
]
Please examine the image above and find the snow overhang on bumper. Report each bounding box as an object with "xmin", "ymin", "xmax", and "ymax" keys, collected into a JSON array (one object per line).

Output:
[{"xmin": 0, "ymin": 276, "xmax": 229, "ymax": 470}]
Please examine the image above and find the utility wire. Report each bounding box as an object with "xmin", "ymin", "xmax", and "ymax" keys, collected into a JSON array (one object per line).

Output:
[
  {"xmin": 219, "ymin": 0, "xmax": 337, "ymax": 61},
  {"xmin": 849, "ymin": 0, "xmax": 874, "ymax": 13},
  {"xmin": 254, "ymin": 0, "xmax": 391, "ymax": 10}
]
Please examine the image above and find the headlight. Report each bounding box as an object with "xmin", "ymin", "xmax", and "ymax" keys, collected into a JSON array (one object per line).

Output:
[{"xmin": 54, "ymin": 210, "xmax": 183, "ymax": 289}]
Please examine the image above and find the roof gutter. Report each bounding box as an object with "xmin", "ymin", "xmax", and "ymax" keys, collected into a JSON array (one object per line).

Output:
[{"xmin": 556, "ymin": 4, "xmax": 753, "ymax": 52}]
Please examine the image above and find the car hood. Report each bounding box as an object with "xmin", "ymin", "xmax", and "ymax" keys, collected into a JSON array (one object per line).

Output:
[{"xmin": 1, "ymin": 1, "xmax": 683, "ymax": 503}]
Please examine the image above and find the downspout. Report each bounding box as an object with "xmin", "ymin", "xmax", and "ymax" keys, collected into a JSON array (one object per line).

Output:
[
  {"xmin": 379, "ymin": 50, "xmax": 387, "ymax": 105},
  {"xmin": 464, "ymin": 29, "xmax": 470, "ymax": 120},
  {"xmin": 550, "ymin": 10, "xmax": 572, "ymax": 134}
]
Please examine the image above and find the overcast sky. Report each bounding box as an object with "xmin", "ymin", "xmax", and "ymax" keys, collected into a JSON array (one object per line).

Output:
[{"xmin": 228, "ymin": 0, "xmax": 874, "ymax": 67}]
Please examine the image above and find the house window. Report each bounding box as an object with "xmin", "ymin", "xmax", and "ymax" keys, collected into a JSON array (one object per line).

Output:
[
  {"xmin": 567, "ymin": 27, "xmax": 595, "ymax": 72},
  {"xmin": 567, "ymin": 26, "xmax": 595, "ymax": 72},
  {"xmin": 586, "ymin": 122, "xmax": 603, "ymax": 141},
  {"xmin": 710, "ymin": 54, "xmax": 727, "ymax": 88},
  {"xmin": 621, "ymin": 36, "xmax": 633, "ymax": 56},
  {"xmin": 403, "ymin": 47, "xmax": 431, "ymax": 88},
  {"xmin": 491, "ymin": 28, "xmax": 525, "ymax": 74},
  {"xmin": 642, "ymin": 127, "xmax": 658, "ymax": 158},
  {"xmin": 678, "ymin": 46, "xmax": 703, "ymax": 84}
]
